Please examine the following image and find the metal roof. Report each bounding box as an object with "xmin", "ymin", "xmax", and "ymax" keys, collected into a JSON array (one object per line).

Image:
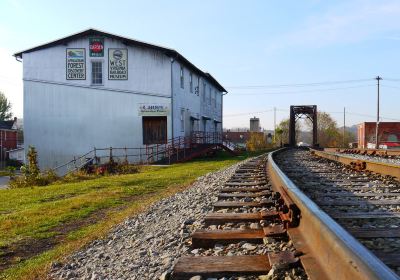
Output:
[
  {"xmin": 0, "ymin": 120, "xmax": 15, "ymax": 130},
  {"xmin": 14, "ymin": 28, "xmax": 227, "ymax": 93}
]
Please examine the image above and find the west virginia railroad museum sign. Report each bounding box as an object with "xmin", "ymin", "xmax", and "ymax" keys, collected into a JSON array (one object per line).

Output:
[
  {"xmin": 66, "ymin": 48, "xmax": 86, "ymax": 80},
  {"xmin": 108, "ymin": 48, "xmax": 128, "ymax": 80},
  {"xmin": 138, "ymin": 104, "xmax": 170, "ymax": 116}
]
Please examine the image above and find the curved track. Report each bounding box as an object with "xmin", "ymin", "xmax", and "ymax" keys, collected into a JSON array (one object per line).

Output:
[{"xmin": 171, "ymin": 149, "xmax": 400, "ymax": 279}]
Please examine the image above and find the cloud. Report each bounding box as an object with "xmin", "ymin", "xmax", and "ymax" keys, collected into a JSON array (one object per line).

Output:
[{"xmin": 266, "ymin": 0, "xmax": 400, "ymax": 53}]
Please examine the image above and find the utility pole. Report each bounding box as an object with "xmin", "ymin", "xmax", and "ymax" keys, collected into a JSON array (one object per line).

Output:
[
  {"xmin": 375, "ymin": 76, "xmax": 382, "ymax": 149},
  {"xmin": 343, "ymin": 107, "xmax": 346, "ymax": 148},
  {"xmin": 273, "ymin": 107, "xmax": 276, "ymax": 143}
]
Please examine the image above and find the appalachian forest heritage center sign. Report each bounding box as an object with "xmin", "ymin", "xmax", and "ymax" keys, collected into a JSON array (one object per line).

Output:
[
  {"xmin": 108, "ymin": 48, "xmax": 128, "ymax": 80},
  {"xmin": 89, "ymin": 37, "xmax": 104, "ymax": 57},
  {"xmin": 66, "ymin": 48, "xmax": 86, "ymax": 80}
]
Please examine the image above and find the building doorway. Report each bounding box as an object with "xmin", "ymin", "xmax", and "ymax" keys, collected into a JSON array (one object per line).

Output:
[{"xmin": 142, "ymin": 116, "xmax": 167, "ymax": 144}]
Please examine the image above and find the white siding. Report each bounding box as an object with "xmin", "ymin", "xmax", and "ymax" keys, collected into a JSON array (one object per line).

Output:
[
  {"xmin": 22, "ymin": 34, "xmax": 223, "ymax": 169},
  {"xmin": 24, "ymin": 81, "xmax": 171, "ymax": 169}
]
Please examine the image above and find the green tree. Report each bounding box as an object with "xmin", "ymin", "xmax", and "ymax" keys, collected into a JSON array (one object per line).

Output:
[
  {"xmin": 246, "ymin": 132, "xmax": 268, "ymax": 151},
  {"xmin": 0, "ymin": 92, "xmax": 12, "ymax": 121},
  {"xmin": 274, "ymin": 119, "xmax": 300, "ymax": 146},
  {"xmin": 305, "ymin": 111, "xmax": 348, "ymax": 147}
]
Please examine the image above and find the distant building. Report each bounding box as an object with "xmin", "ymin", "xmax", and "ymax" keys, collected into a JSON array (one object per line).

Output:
[
  {"xmin": 250, "ymin": 117, "xmax": 260, "ymax": 132},
  {"xmin": 358, "ymin": 122, "xmax": 400, "ymax": 149},
  {"xmin": 0, "ymin": 118, "xmax": 18, "ymax": 161},
  {"xmin": 8, "ymin": 147, "xmax": 25, "ymax": 163},
  {"xmin": 14, "ymin": 29, "xmax": 226, "ymax": 169},
  {"xmin": 224, "ymin": 131, "xmax": 265, "ymax": 148}
]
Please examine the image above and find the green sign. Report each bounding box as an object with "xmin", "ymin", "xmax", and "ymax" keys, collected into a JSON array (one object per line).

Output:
[{"xmin": 89, "ymin": 37, "xmax": 104, "ymax": 57}]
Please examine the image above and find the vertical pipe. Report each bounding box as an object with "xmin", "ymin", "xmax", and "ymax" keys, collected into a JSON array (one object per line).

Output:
[
  {"xmin": 273, "ymin": 107, "xmax": 276, "ymax": 143},
  {"xmin": 375, "ymin": 76, "xmax": 382, "ymax": 149},
  {"xmin": 343, "ymin": 107, "xmax": 346, "ymax": 148}
]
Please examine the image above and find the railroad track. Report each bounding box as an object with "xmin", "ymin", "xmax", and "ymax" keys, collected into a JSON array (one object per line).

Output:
[
  {"xmin": 171, "ymin": 156, "xmax": 305, "ymax": 279},
  {"xmin": 274, "ymin": 148, "xmax": 400, "ymax": 278},
  {"xmin": 170, "ymin": 150, "xmax": 399, "ymax": 280},
  {"xmin": 324, "ymin": 148, "xmax": 400, "ymax": 167}
]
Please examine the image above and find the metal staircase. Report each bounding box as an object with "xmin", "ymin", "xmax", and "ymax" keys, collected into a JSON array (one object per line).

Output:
[{"xmin": 52, "ymin": 132, "xmax": 239, "ymax": 175}]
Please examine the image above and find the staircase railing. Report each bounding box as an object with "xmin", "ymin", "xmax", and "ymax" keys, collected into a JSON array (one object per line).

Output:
[{"xmin": 52, "ymin": 132, "xmax": 224, "ymax": 175}]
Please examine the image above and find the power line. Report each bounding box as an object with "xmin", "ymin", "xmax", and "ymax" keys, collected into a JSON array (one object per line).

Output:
[
  {"xmin": 224, "ymin": 109, "xmax": 274, "ymax": 118},
  {"xmin": 229, "ymin": 85, "xmax": 375, "ymax": 96},
  {"xmin": 382, "ymin": 78, "xmax": 400, "ymax": 82},
  {"xmin": 226, "ymin": 78, "xmax": 373, "ymax": 89}
]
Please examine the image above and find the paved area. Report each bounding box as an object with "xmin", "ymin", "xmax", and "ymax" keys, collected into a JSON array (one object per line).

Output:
[{"xmin": 0, "ymin": 176, "xmax": 10, "ymax": 189}]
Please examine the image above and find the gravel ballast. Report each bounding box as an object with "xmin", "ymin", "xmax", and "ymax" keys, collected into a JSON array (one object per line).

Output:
[{"xmin": 50, "ymin": 161, "xmax": 245, "ymax": 280}]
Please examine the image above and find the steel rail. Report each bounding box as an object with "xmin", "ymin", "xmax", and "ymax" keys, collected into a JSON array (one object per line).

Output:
[
  {"xmin": 312, "ymin": 149, "xmax": 400, "ymax": 179},
  {"xmin": 268, "ymin": 149, "xmax": 399, "ymax": 280},
  {"xmin": 325, "ymin": 148, "xmax": 400, "ymax": 157}
]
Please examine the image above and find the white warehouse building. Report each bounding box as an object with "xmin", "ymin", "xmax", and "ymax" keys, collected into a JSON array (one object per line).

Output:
[{"xmin": 14, "ymin": 29, "xmax": 227, "ymax": 170}]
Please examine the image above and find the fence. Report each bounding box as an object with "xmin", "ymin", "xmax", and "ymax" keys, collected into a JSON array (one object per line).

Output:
[{"xmin": 52, "ymin": 132, "xmax": 226, "ymax": 175}]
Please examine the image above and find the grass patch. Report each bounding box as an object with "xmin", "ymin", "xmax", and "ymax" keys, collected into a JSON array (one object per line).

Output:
[{"xmin": 0, "ymin": 150, "xmax": 271, "ymax": 280}]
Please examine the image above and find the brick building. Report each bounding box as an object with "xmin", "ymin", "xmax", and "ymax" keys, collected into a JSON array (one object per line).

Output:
[
  {"xmin": 0, "ymin": 118, "xmax": 18, "ymax": 161},
  {"xmin": 357, "ymin": 122, "xmax": 400, "ymax": 149}
]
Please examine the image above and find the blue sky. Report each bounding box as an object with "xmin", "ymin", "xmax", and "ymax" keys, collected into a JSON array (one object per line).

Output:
[{"xmin": 1, "ymin": 0, "xmax": 400, "ymax": 130}]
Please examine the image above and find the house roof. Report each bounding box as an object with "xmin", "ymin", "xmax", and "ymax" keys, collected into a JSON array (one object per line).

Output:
[
  {"xmin": 0, "ymin": 120, "xmax": 15, "ymax": 130},
  {"xmin": 14, "ymin": 28, "xmax": 227, "ymax": 93}
]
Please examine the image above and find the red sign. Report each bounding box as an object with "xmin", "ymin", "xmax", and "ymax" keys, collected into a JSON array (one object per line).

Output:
[{"xmin": 89, "ymin": 38, "xmax": 104, "ymax": 57}]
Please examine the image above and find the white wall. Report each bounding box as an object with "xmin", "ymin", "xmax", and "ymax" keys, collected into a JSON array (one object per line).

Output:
[
  {"xmin": 171, "ymin": 62, "xmax": 223, "ymax": 138},
  {"xmin": 22, "ymin": 34, "xmax": 223, "ymax": 169},
  {"xmin": 23, "ymin": 37, "xmax": 171, "ymax": 96},
  {"xmin": 24, "ymin": 81, "xmax": 171, "ymax": 169}
]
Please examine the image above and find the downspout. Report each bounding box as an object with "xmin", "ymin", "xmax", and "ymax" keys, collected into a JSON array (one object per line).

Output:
[
  {"xmin": 170, "ymin": 57, "xmax": 175, "ymax": 139},
  {"xmin": 222, "ymin": 92, "xmax": 227, "ymax": 136}
]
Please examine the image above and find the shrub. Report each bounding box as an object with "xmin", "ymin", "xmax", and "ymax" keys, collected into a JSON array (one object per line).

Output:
[{"xmin": 6, "ymin": 158, "xmax": 23, "ymax": 168}]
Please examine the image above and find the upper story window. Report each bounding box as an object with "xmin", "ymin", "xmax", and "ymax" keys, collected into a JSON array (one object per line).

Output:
[
  {"xmin": 190, "ymin": 73, "xmax": 193, "ymax": 93},
  {"xmin": 196, "ymin": 77, "xmax": 200, "ymax": 96},
  {"xmin": 203, "ymin": 82, "xmax": 206, "ymax": 102},
  {"xmin": 180, "ymin": 66, "xmax": 184, "ymax": 89},
  {"xmin": 208, "ymin": 87, "xmax": 212, "ymax": 105},
  {"xmin": 213, "ymin": 91, "xmax": 217, "ymax": 108},
  {"xmin": 91, "ymin": 61, "xmax": 103, "ymax": 85}
]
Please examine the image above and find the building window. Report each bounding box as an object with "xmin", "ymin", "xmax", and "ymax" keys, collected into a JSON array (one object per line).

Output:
[
  {"xmin": 213, "ymin": 91, "xmax": 216, "ymax": 108},
  {"xmin": 203, "ymin": 82, "xmax": 206, "ymax": 102},
  {"xmin": 196, "ymin": 77, "xmax": 200, "ymax": 96},
  {"xmin": 181, "ymin": 109, "xmax": 185, "ymax": 132},
  {"xmin": 190, "ymin": 73, "xmax": 193, "ymax": 93},
  {"xmin": 208, "ymin": 88, "xmax": 212, "ymax": 105},
  {"xmin": 91, "ymin": 61, "xmax": 103, "ymax": 85},
  {"xmin": 180, "ymin": 66, "xmax": 184, "ymax": 89}
]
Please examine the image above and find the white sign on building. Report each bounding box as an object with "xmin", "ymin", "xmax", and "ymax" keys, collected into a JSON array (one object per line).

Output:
[
  {"xmin": 66, "ymin": 48, "xmax": 86, "ymax": 80},
  {"xmin": 138, "ymin": 103, "xmax": 170, "ymax": 116},
  {"xmin": 108, "ymin": 48, "xmax": 128, "ymax": 80}
]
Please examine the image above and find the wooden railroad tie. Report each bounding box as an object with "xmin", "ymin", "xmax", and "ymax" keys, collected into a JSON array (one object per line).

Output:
[
  {"xmin": 213, "ymin": 199, "xmax": 274, "ymax": 209},
  {"xmin": 220, "ymin": 186, "xmax": 270, "ymax": 193},
  {"xmin": 192, "ymin": 225, "xmax": 286, "ymax": 248},
  {"xmin": 204, "ymin": 211, "xmax": 279, "ymax": 226},
  {"xmin": 217, "ymin": 191, "xmax": 271, "ymax": 199},
  {"xmin": 224, "ymin": 182, "xmax": 268, "ymax": 187},
  {"xmin": 172, "ymin": 251, "xmax": 298, "ymax": 279}
]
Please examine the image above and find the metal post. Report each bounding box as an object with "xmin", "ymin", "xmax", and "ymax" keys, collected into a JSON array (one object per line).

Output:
[
  {"xmin": 343, "ymin": 107, "xmax": 346, "ymax": 148},
  {"xmin": 375, "ymin": 76, "xmax": 382, "ymax": 149},
  {"xmin": 273, "ymin": 107, "xmax": 276, "ymax": 143},
  {"xmin": 289, "ymin": 106, "xmax": 296, "ymax": 146}
]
